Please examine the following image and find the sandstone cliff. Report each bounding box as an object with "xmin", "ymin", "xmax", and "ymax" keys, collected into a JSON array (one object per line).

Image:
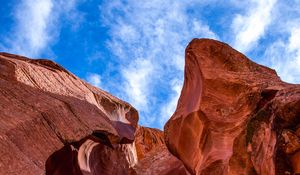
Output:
[
  {"xmin": 0, "ymin": 52, "xmax": 186, "ymax": 175},
  {"xmin": 0, "ymin": 52, "xmax": 140, "ymax": 174},
  {"xmin": 164, "ymin": 39, "xmax": 300, "ymax": 175},
  {"xmin": 1, "ymin": 38, "xmax": 300, "ymax": 175},
  {"xmin": 133, "ymin": 127, "xmax": 190, "ymax": 175}
]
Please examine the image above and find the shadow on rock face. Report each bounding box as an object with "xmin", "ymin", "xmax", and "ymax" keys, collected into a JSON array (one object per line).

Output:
[
  {"xmin": 45, "ymin": 131, "xmax": 137, "ymax": 175},
  {"xmin": 45, "ymin": 144, "xmax": 82, "ymax": 175}
]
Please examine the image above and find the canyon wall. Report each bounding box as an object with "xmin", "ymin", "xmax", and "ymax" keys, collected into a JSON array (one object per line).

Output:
[
  {"xmin": 0, "ymin": 52, "xmax": 186, "ymax": 175},
  {"xmin": 164, "ymin": 39, "xmax": 300, "ymax": 175},
  {"xmin": 1, "ymin": 38, "xmax": 300, "ymax": 175}
]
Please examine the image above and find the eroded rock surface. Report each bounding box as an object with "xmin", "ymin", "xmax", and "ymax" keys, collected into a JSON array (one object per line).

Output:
[
  {"xmin": 0, "ymin": 53, "xmax": 138, "ymax": 175},
  {"xmin": 133, "ymin": 145, "xmax": 190, "ymax": 175},
  {"xmin": 134, "ymin": 126, "xmax": 165, "ymax": 160},
  {"xmin": 164, "ymin": 39, "xmax": 300, "ymax": 175},
  {"xmin": 2, "ymin": 38, "xmax": 300, "ymax": 175},
  {"xmin": 0, "ymin": 52, "xmax": 189, "ymax": 175},
  {"xmin": 133, "ymin": 127, "xmax": 190, "ymax": 175}
]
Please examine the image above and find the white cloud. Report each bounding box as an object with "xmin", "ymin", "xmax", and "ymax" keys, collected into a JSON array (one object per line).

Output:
[
  {"xmin": 288, "ymin": 28, "xmax": 300, "ymax": 63},
  {"xmin": 101, "ymin": 0, "xmax": 218, "ymax": 127},
  {"xmin": 86, "ymin": 73, "xmax": 102, "ymax": 88},
  {"xmin": 3, "ymin": 0, "xmax": 81, "ymax": 58},
  {"xmin": 232, "ymin": 0, "xmax": 277, "ymax": 53},
  {"xmin": 288, "ymin": 28, "xmax": 300, "ymax": 71},
  {"xmin": 257, "ymin": 0, "xmax": 300, "ymax": 84},
  {"xmin": 122, "ymin": 59, "xmax": 153, "ymax": 112},
  {"xmin": 264, "ymin": 26, "xmax": 300, "ymax": 83},
  {"xmin": 8, "ymin": 0, "xmax": 54, "ymax": 57}
]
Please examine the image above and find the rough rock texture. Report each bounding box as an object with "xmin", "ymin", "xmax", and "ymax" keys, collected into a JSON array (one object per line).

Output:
[
  {"xmin": 0, "ymin": 52, "xmax": 138, "ymax": 174},
  {"xmin": 134, "ymin": 126, "xmax": 165, "ymax": 160},
  {"xmin": 133, "ymin": 127, "xmax": 190, "ymax": 175},
  {"xmin": 133, "ymin": 145, "xmax": 190, "ymax": 175},
  {"xmin": 164, "ymin": 39, "xmax": 300, "ymax": 175},
  {"xmin": 2, "ymin": 38, "xmax": 300, "ymax": 175},
  {"xmin": 0, "ymin": 52, "xmax": 189, "ymax": 175}
]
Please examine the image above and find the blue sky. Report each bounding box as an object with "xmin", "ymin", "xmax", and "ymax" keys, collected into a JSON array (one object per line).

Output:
[{"xmin": 1, "ymin": 0, "xmax": 300, "ymax": 129}]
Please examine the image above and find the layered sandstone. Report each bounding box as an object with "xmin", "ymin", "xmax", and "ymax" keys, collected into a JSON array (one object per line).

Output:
[
  {"xmin": 134, "ymin": 126, "xmax": 165, "ymax": 160},
  {"xmin": 133, "ymin": 127, "xmax": 189, "ymax": 175},
  {"xmin": 0, "ymin": 52, "xmax": 138, "ymax": 174},
  {"xmin": 133, "ymin": 144, "xmax": 190, "ymax": 175},
  {"xmin": 164, "ymin": 39, "xmax": 300, "ymax": 175},
  {"xmin": 0, "ymin": 52, "xmax": 188, "ymax": 175},
  {"xmin": 2, "ymin": 38, "xmax": 300, "ymax": 175}
]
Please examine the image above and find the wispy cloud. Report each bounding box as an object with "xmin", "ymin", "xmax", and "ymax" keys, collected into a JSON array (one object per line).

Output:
[
  {"xmin": 229, "ymin": 0, "xmax": 300, "ymax": 83},
  {"xmin": 257, "ymin": 0, "xmax": 300, "ymax": 83},
  {"xmin": 2, "ymin": 0, "xmax": 81, "ymax": 58},
  {"xmin": 122, "ymin": 59, "xmax": 153, "ymax": 112},
  {"xmin": 231, "ymin": 0, "xmax": 277, "ymax": 53},
  {"xmin": 7, "ymin": 0, "xmax": 54, "ymax": 57},
  {"xmin": 264, "ymin": 26, "xmax": 300, "ymax": 83},
  {"xmin": 101, "ymin": 0, "xmax": 218, "ymax": 127},
  {"xmin": 1, "ymin": 0, "xmax": 299, "ymax": 129},
  {"xmin": 86, "ymin": 73, "xmax": 102, "ymax": 88}
]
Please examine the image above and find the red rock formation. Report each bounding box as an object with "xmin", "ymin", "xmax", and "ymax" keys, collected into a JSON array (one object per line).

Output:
[
  {"xmin": 0, "ymin": 52, "xmax": 189, "ymax": 175},
  {"xmin": 133, "ymin": 127, "xmax": 190, "ymax": 175},
  {"xmin": 164, "ymin": 39, "xmax": 300, "ymax": 175},
  {"xmin": 0, "ymin": 53, "xmax": 138, "ymax": 174},
  {"xmin": 133, "ymin": 145, "xmax": 190, "ymax": 175},
  {"xmin": 2, "ymin": 38, "xmax": 300, "ymax": 175},
  {"xmin": 134, "ymin": 126, "xmax": 165, "ymax": 160}
]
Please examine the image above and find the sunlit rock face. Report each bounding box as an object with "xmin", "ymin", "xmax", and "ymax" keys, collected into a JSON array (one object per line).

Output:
[
  {"xmin": 164, "ymin": 39, "xmax": 300, "ymax": 175},
  {"xmin": 0, "ymin": 52, "xmax": 188, "ymax": 175},
  {"xmin": 1, "ymin": 38, "xmax": 300, "ymax": 175},
  {"xmin": 0, "ymin": 53, "xmax": 138, "ymax": 175}
]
